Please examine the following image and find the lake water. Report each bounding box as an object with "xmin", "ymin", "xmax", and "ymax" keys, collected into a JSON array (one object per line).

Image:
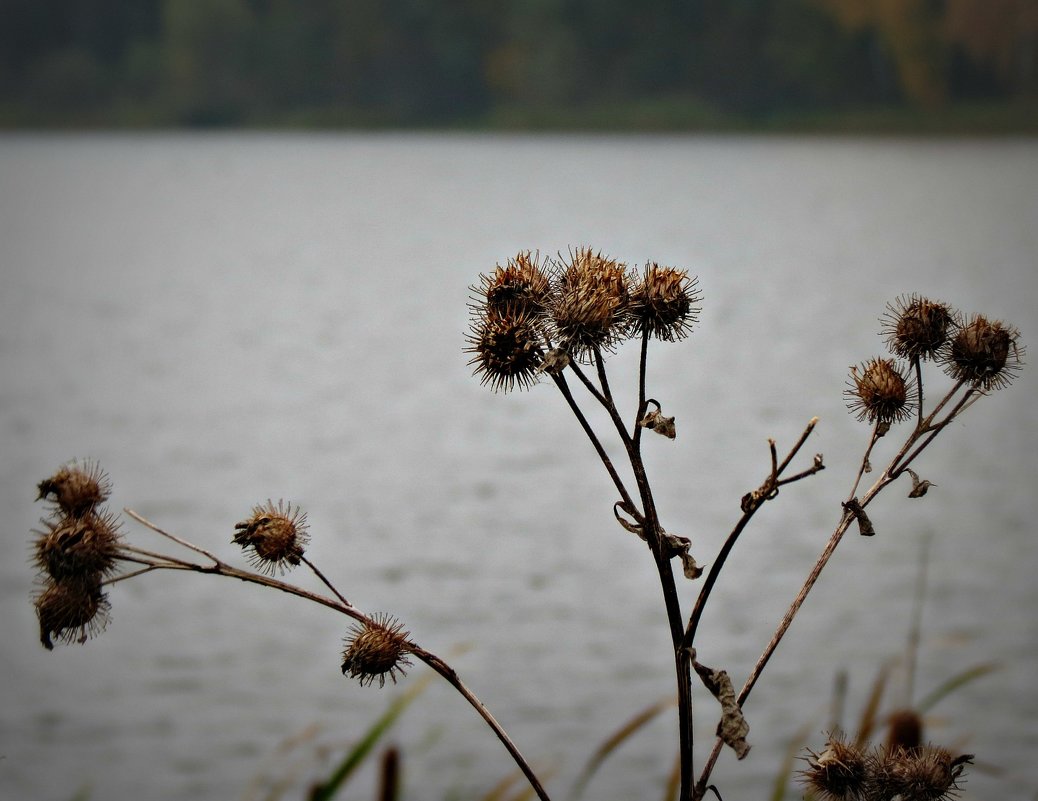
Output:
[{"xmin": 1, "ymin": 133, "xmax": 1036, "ymax": 800}]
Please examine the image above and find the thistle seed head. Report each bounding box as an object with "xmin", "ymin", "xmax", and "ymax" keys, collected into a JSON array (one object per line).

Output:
[
  {"xmin": 882, "ymin": 295, "xmax": 956, "ymax": 362},
  {"xmin": 35, "ymin": 576, "xmax": 111, "ymax": 650},
  {"xmin": 944, "ymin": 314, "xmax": 1023, "ymax": 391},
  {"xmin": 629, "ymin": 263, "xmax": 701, "ymax": 341},
  {"xmin": 341, "ymin": 613, "xmax": 413, "ymax": 688},
  {"xmin": 548, "ymin": 247, "xmax": 632, "ymax": 360},
  {"xmin": 872, "ymin": 746, "xmax": 971, "ymax": 801},
  {"xmin": 466, "ymin": 308, "xmax": 545, "ymax": 392},
  {"xmin": 233, "ymin": 500, "xmax": 309, "ymax": 575},
  {"xmin": 473, "ymin": 251, "xmax": 552, "ymax": 321},
  {"xmin": 846, "ymin": 358, "xmax": 915, "ymax": 425},
  {"xmin": 798, "ymin": 733, "xmax": 873, "ymax": 800},
  {"xmin": 37, "ymin": 459, "xmax": 111, "ymax": 518},
  {"xmin": 34, "ymin": 510, "xmax": 122, "ymax": 582}
]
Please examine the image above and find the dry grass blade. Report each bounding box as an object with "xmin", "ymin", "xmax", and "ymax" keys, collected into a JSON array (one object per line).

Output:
[
  {"xmin": 916, "ymin": 662, "xmax": 1001, "ymax": 714},
  {"xmin": 769, "ymin": 719, "xmax": 816, "ymax": 801},
  {"xmin": 570, "ymin": 696, "xmax": 677, "ymax": 799},
  {"xmin": 854, "ymin": 660, "xmax": 893, "ymax": 748},
  {"xmin": 483, "ymin": 764, "xmax": 559, "ymax": 801},
  {"xmin": 308, "ymin": 672, "xmax": 432, "ymax": 801},
  {"xmin": 663, "ymin": 751, "xmax": 681, "ymax": 801}
]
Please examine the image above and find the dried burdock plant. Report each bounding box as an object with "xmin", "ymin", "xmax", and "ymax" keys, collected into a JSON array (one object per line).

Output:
[
  {"xmin": 846, "ymin": 357, "xmax": 917, "ymax": 425},
  {"xmin": 36, "ymin": 459, "xmax": 111, "ymax": 518},
  {"xmin": 34, "ymin": 509, "xmax": 122, "ymax": 581},
  {"xmin": 34, "ymin": 575, "xmax": 111, "ymax": 650},
  {"xmin": 799, "ymin": 733, "xmax": 873, "ymax": 801},
  {"xmin": 474, "ymin": 250, "xmax": 552, "ymax": 321},
  {"xmin": 465, "ymin": 307, "xmax": 546, "ymax": 392},
  {"xmin": 944, "ymin": 313, "xmax": 1023, "ymax": 391},
  {"xmin": 233, "ymin": 499, "xmax": 309, "ymax": 575},
  {"xmin": 882, "ymin": 294, "xmax": 956, "ymax": 363},
  {"xmin": 341, "ymin": 613, "xmax": 414, "ymax": 688},
  {"xmin": 547, "ymin": 247, "xmax": 632, "ymax": 360},
  {"xmin": 28, "ymin": 257, "xmax": 1023, "ymax": 801},
  {"xmin": 871, "ymin": 746, "xmax": 973, "ymax": 801},
  {"xmin": 629, "ymin": 262, "xmax": 701, "ymax": 342}
]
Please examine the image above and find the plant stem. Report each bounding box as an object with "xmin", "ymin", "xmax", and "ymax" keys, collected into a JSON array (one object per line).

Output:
[
  {"xmin": 563, "ymin": 349, "xmax": 695, "ymax": 800},
  {"xmin": 552, "ymin": 372, "xmax": 640, "ymax": 517},
  {"xmin": 693, "ymin": 381, "xmax": 976, "ymax": 797},
  {"xmin": 684, "ymin": 419, "xmax": 821, "ymax": 650},
  {"xmin": 120, "ymin": 510, "xmax": 552, "ymax": 801},
  {"xmin": 411, "ymin": 646, "xmax": 553, "ymax": 801}
]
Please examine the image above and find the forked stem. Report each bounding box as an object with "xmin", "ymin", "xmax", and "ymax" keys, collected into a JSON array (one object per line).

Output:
[{"xmin": 119, "ymin": 510, "xmax": 553, "ymax": 801}]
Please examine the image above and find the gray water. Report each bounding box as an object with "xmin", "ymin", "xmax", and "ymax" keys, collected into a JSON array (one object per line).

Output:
[{"xmin": 1, "ymin": 133, "xmax": 1036, "ymax": 801}]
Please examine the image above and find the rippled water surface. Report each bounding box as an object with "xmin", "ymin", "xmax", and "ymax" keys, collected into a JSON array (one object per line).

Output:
[{"xmin": 1, "ymin": 133, "xmax": 1036, "ymax": 800}]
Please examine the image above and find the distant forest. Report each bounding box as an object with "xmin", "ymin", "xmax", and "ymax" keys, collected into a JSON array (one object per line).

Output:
[{"xmin": 2, "ymin": 0, "xmax": 1036, "ymax": 129}]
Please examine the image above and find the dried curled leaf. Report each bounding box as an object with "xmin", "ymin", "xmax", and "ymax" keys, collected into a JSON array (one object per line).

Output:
[
  {"xmin": 692, "ymin": 656, "xmax": 751, "ymax": 759},
  {"xmin": 664, "ymin": 532, "xmax": 702, "ymax": 580},
  {"xmin": 844, "ymin": 497, "xmax": 876, "ymax": 537},
  {"xmin": 905, "ymin": 468, "xmax": 936, "ymax": 498},
  {"xmin": 639, "ymin": 407, "xmax": 676, "ymax": 439}
]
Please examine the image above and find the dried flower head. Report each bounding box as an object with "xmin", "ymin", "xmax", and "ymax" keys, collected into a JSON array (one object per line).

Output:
[
  {"xmin": 233, "ymin": 500, "xmax": 309, "ymax": 575},
  {"xmin": 34, "ymin": 510, "xmax": 123, "ymax": 581},
  {"xmin": 798, "ymin": 733, "xmax": 874, "ymax": 800},
  {"xmin": 797, "ymin": 730, "xmax": 871, "ymax": 801},
  {"xmin": 846, "ymin": 358, "xmax": 915, "ymax": 424},
  {"xmin": 548, "ymin": 247, "xmax": 632, "ymax": 359},
  {"xmin": 341, "ymin": 613, "xmax": 413, "ymax": 688},
  {"xmin": 629, "ymin": 263, "xmax": 701, "ymax": 341},
  {"xmin": 473, "ymin": 251, "xmax": 552, "ymax": 320},
  {"xmin": 35, "ymin": 577, "xmax": 111, "ymax": 650},
  {"xmin": 882, "ymin": 295, "xmax": 956, "ymax": 362},
  {"xmin": 944, "ymin": 314, "xmax": 1023, "ymax": 391},
  {"xmin": 466, "ymin": 308, "xmax": 545, "ymax": 392},
  {"xmin": 37, "ymin": 459, "xmax": 111, "ymax": 518},
  {"xmin": 872, "ymin": 746, "xmax": 972, "ymax": 801}
]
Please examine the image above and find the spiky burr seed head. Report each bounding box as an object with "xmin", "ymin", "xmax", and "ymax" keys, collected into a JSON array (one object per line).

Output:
[
  {"xmin": 846, "ymin": 357, "xmax": 915, "ymax": 425},
  {"xmin": 341, "ymin": 614, "xmax": 413, "ymax": 688},
  {"xmin": 35, "ymin": 576, "xmax": 111, "ymax": 650},
  {"xmin": 233, "ymin": 500, "xmax": 309, "ymax": 575},
  {"xmin": 944, "ymin": 313, "xmax": 1023, "ymax": 391},
  {"xmin": 629, "ymin": 263, "xmax": 701, "ymax": 342},
  {"xmin": 882, "ymin": 295, "xmax": 956, "ymax": 362},
  {"xmin": 36, "ymin": 459, "xmax": 111, "ymax": 518}
]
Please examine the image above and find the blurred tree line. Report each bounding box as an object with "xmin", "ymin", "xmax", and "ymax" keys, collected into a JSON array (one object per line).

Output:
[{"xmin": 2, "ymin": 0, "xmax": 1036, "ymax": 127}]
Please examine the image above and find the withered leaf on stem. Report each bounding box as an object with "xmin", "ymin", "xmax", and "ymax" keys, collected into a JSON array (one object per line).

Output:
[
  {"xmin": 843, "ymin": 498, "xmax": 876, "ymax": 537},
  {"xmin": 639, "ymin": 407, "xmax": 676, "ymax": 439},
  {"xmin": 692, "ymin": 656, "xmax": 751, "ymax": 759},
  {"xmin": 664, "ymin": 532, "xmax": 702, "ymax": 580},
  {"xmin": 905, "ymin": 468, "xmax": 936, "ymax": 498}
]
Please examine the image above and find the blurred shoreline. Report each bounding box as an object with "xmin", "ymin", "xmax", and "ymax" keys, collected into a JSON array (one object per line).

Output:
[{"xmin": 4, "ymin": 100, "xmax": 1037, "ymax": 136}]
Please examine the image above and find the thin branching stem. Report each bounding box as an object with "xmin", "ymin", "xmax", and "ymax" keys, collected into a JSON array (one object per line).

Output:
[
  {"xmin": 635, "ymin": 328, "xmax": 650, "ymax": 445},
  {"xmin": 568, "ymin": 360, "xmax": 611, "ymax": 409},
  {"xmin": 693, "ymin": 382, "xmax": 980, "ymax": 798},
  {"xmin": 102, "ymin": 564, "xmax": 163, "ymax": 585},
  {"xmin": 411, "ymin": 646, "xmax": 553, "ymax": 801},
  {"xmin": 302, "ymin": 555, "xmax": 353, "ymax": 609},
  {"xmin": 683, "ymin": 418, "xmax": 821, "ymax": 651},
  {"xmin": 552, "ymin": 373, "xmax": 640, "ymax": 517},
  {"xmin": 124, "ymin": 508, "xmax": 222, "ymax": 564},
  {"xmin": 594, "ymin": 347, "xmax": 617, "ymax": 408},
  {"xmin": 914, "ymin": 356, "xmax": 924, "ymax": 428},
  {"xmin": 566, "ymin": 346, "xmax": 696, "ymax": 800},
  {"xmin": 893, "ymin": 386, "xmax": 975, "ymax": 478},
  {"xmin": 847, "ymin": 424, "xmax": 882, "ymax": 501},
  {"xmin": 118, "ymin": 542, "xmax": 206, "ymax": 569},
  {"xmin": 119, "ymin": 510, "xmax": 552, "ymax": 801}
]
